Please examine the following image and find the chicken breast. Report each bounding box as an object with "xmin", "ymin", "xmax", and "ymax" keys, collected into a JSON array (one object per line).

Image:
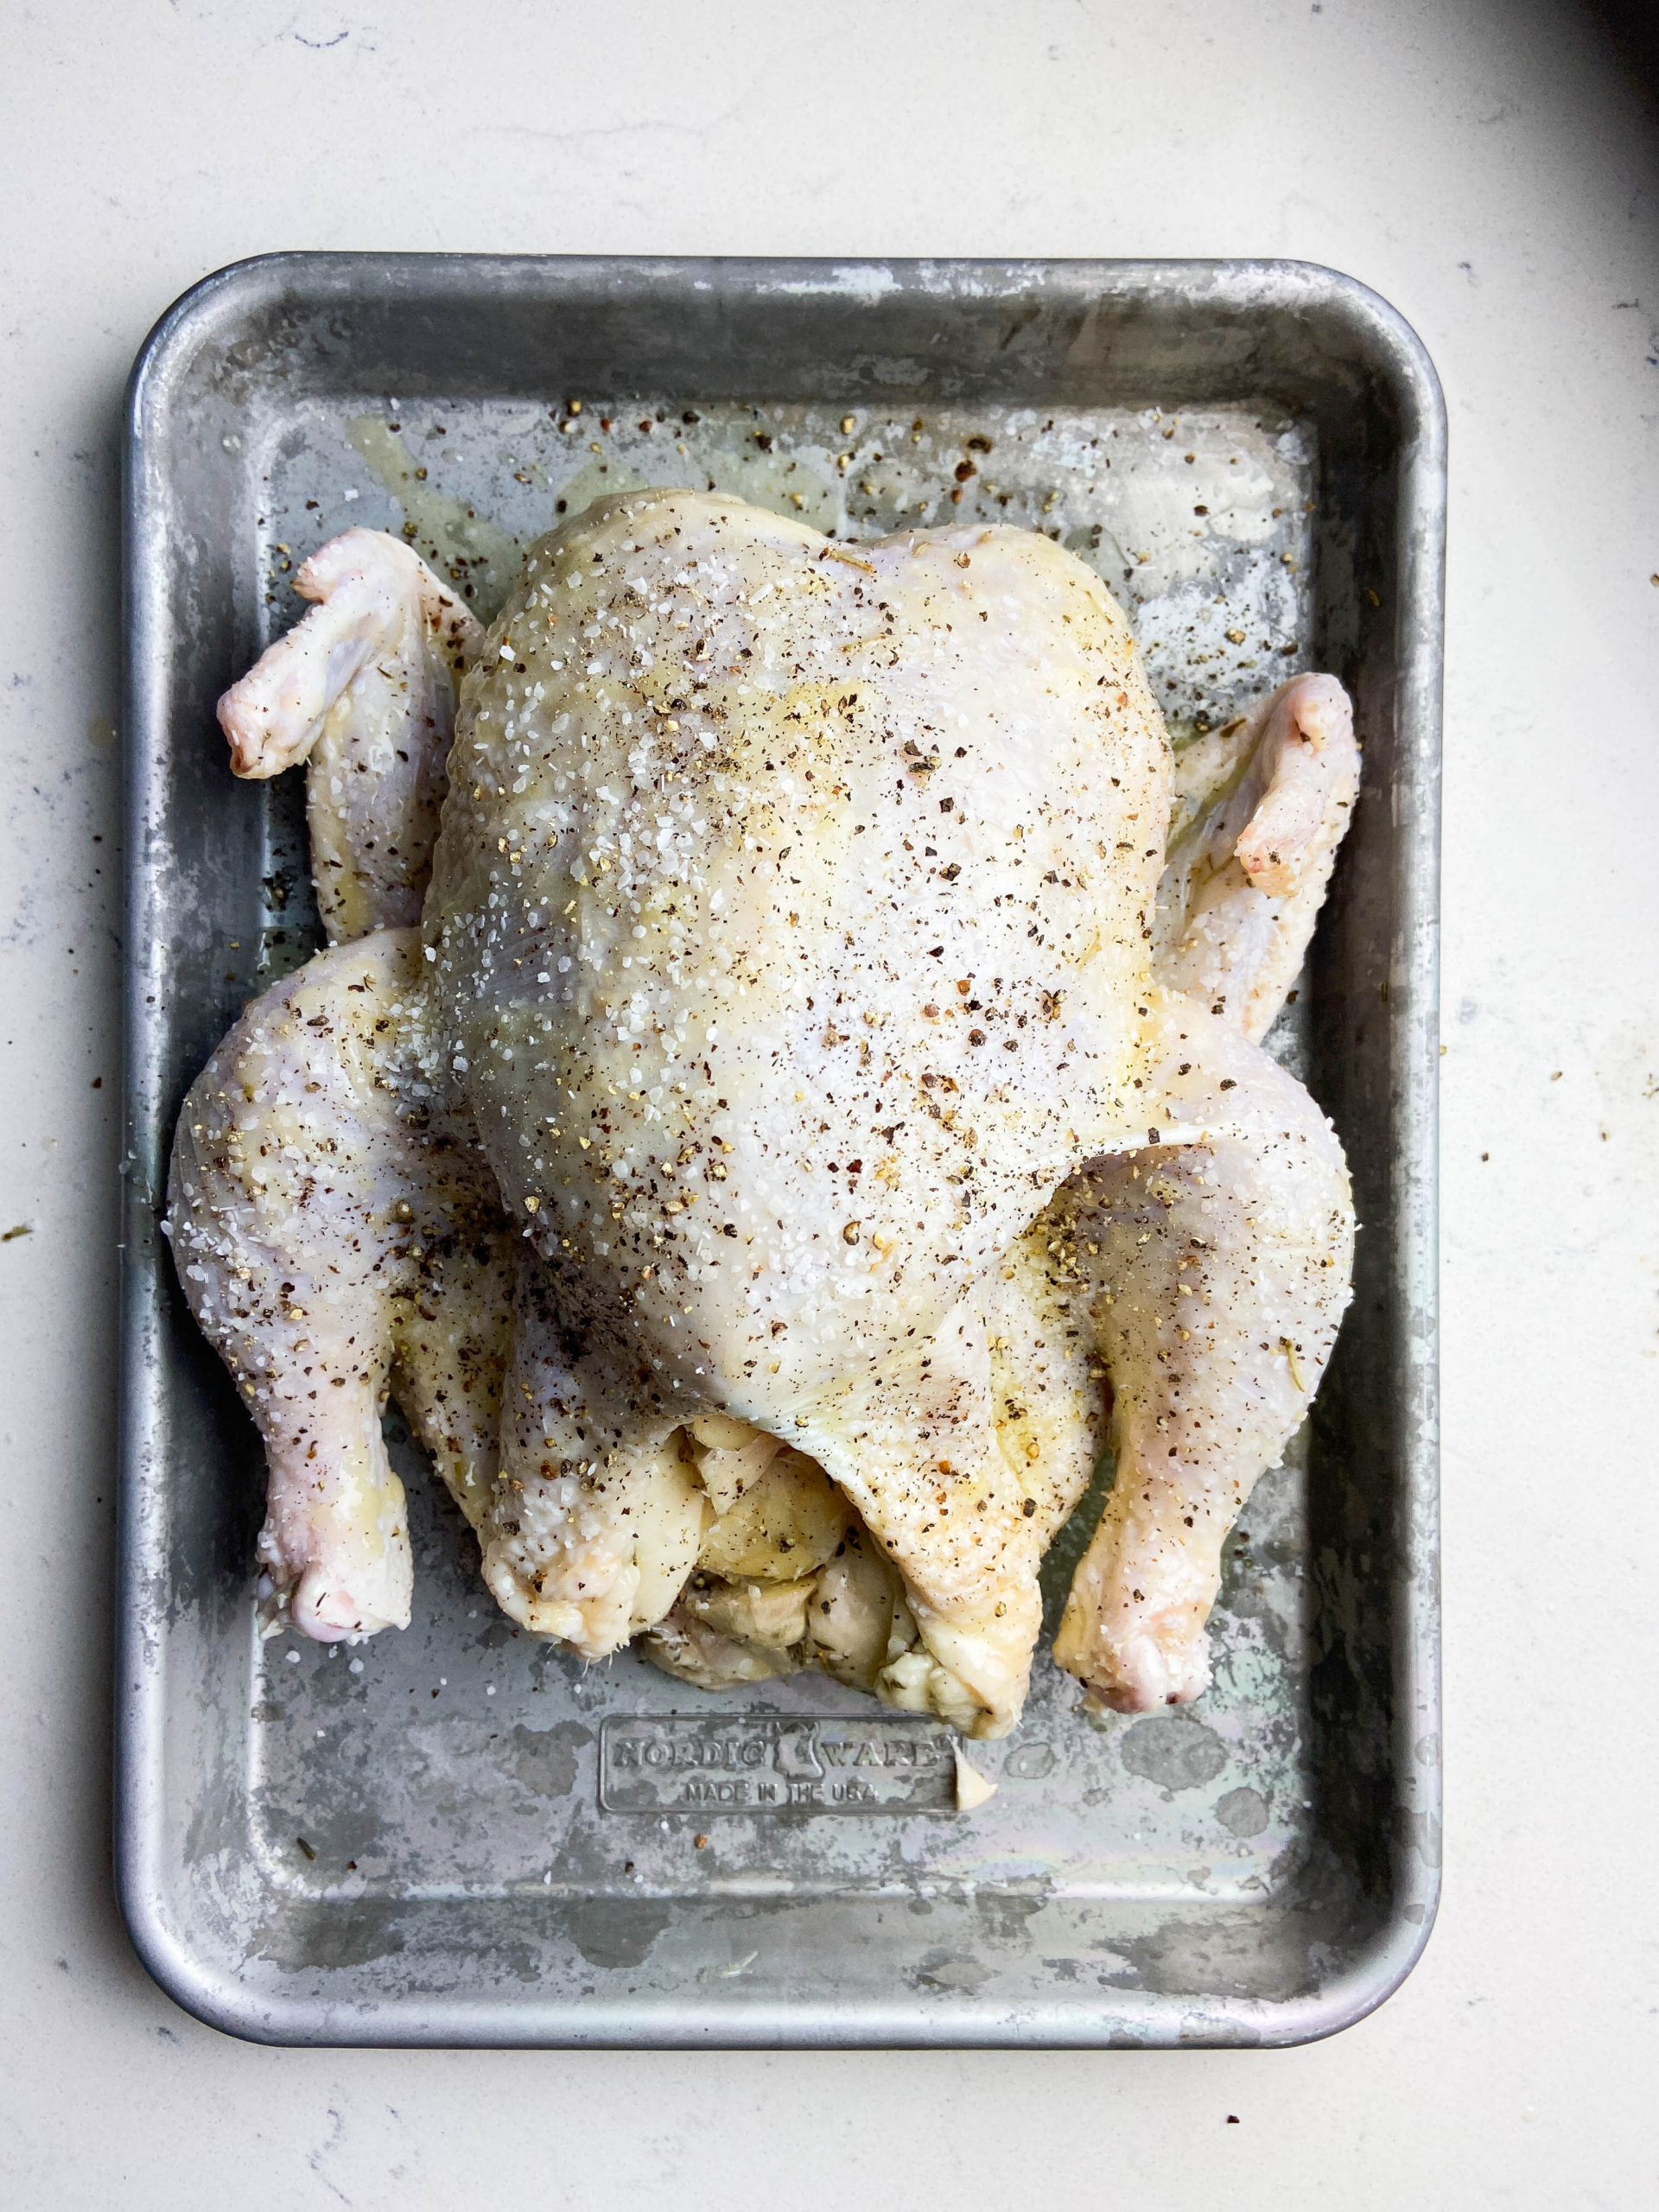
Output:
[{"xmin": 422, "ymin": 488, "xmax": 1172, "ymax": 1731}]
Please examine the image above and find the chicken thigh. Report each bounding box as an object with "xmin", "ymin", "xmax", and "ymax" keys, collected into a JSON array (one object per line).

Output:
[
  {"xmin": 1046, "ymin": 995, "xmax": 1353, "ymax": 1707},
  {"xmin": 167, "ymin": 930, "xmax": 512, "ymax": 1637}
]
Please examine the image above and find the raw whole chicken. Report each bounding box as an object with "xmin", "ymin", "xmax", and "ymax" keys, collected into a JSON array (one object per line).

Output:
[{"xmin": 167, "ymin": 491, "xmax": 1358, "ymax": 1736}]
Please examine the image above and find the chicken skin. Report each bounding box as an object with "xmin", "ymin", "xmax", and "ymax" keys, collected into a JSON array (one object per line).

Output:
[{"xmin": 168, "ymin": 493, "xmax": 1358, "ymax": 1734}]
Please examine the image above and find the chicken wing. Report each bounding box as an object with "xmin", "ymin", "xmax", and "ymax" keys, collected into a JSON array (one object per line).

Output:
[
  {"xmin": 1153, "ymin": 674, "xmax": 1359, "ymax": 1039},
  {"xmin": 219, "ymin": 529, "xmax": 483, "ymax": 942}
]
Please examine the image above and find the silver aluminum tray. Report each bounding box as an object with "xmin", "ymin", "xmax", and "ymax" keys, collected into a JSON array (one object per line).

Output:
[{"xmin": 118, "ymin": 255, "xmax": 1442, "ymax": 2048}]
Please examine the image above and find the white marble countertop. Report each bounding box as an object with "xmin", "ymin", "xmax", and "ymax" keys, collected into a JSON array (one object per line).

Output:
[{"xmin": 2, "ymin": 3, "xmax": 1655, "ymax": 2203}]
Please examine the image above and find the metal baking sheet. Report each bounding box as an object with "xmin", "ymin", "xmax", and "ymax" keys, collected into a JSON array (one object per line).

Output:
[{"xmin": 118, "ymin": 255, "xmax": 1442, "ymax": 2047}]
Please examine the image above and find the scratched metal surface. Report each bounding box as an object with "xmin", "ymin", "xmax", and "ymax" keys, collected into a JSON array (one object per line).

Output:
[{"xmin": 118, "ymin": 257, "xmax": 1442, "ymax": 2046}]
